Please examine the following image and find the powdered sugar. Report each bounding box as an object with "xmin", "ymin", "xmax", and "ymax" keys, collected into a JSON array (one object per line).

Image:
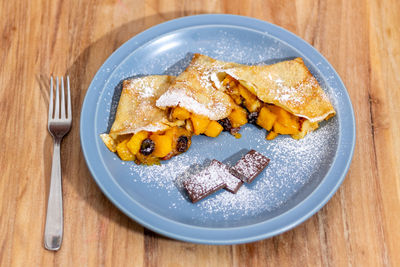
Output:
[
  {"xmin": 130, "ymin": 123, "xmax": 169, "ymax": 134},
  {"xmin": 156, "ymin": 88, "xmax": 229, "ymax": 121},
  {"xmin": 129, "ymin": 78, "xmax": 157, "ymax": 98}
]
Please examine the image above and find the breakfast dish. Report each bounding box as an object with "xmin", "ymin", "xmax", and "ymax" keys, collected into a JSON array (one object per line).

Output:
[
  {"xmin": 81, "ymin": 14, "xmax": 355, "ymax": 244},
  {"xmin": 100, "ymin": 75, "xmax": 192, "ymax": 165},
  {"xmin": 215, "ymin": 58, "xmax": 336, "ymax": 140}
]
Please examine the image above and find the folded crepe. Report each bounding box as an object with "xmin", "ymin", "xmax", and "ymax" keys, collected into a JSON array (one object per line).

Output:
[
  {"xmin": 156, "ymin": 54, "xmax": 242, "ymax": 120},
  {"xmin": 214, "ymin": 57, "xmax": 335, "ymax": 123},
  {"xmin": 107, "ymin": 75, "xmax": 175, "ymax": 139}
]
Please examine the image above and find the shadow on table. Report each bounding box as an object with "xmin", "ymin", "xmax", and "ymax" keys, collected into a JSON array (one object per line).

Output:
[{"xmin": 61, "ymin": 11, "xmax": 212, "ymax": 241}]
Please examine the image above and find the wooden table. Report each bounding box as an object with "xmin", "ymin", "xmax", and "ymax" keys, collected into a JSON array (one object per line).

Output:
[{"xmin": 1, "ymin": 0, "xmax": 399, "ymax": 266}]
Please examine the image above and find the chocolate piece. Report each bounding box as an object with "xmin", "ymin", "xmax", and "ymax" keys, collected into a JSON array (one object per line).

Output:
[
  {"xmin": 212, "ymin": 160, "xmax": 244, "ymax": 194},
  {"xmin": 183, "ymin": 160, "xmax": 226, "ymax": 203},
  {"xmin": 231, "ymin": 150, "xmax": 270, "ymax": 183}
]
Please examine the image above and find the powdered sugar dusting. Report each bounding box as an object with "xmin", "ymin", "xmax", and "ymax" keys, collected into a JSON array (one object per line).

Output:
[
  {"xmin": 156, "ymin": 88, "xmax": 229, "ymax": 120},
  {"xmin": 130, "ymin": 77, "xmax": 157, "ymax": 98},
  {"xmin": 130, "ymin": 123, "xmax": 169, "ymax": 134}
]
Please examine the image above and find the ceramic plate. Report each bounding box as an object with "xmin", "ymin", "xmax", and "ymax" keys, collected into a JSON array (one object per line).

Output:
[{"xmin": 80, "ymin": 14, "xmax": 355, "ymax": 244}]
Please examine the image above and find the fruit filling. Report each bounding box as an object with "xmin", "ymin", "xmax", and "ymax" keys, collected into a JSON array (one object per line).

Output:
[
  {"xmin": 221, "ymin": 75, "xmax": 318, "ymax": 140},
  {"xmin": 101, "ymin": 126, "xmax": 192, "ymax": 165},
  {"xmin": 168, "ymin": 105, "xmax": 248, "ymax": 139}
]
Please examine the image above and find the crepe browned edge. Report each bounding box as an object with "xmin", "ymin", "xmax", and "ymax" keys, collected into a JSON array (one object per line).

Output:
[
  {"xmin": 218, "ymin": 57, "xmax": 336, "ymax": 123},
  {"xmin": 108, "ymin": 75, "xmax": 175, "ymax": 139},
  {"xmin": 156, "ymin": 53, "xmax": 243, "ymax": 121}
]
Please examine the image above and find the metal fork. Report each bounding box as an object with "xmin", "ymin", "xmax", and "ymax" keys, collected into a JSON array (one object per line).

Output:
[{"xmin": 44, "ymin": 76, "xmax": 72, "ymax": 251}]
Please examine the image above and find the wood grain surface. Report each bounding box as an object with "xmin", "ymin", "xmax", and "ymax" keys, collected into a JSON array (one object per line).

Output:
[{"xmin": 1, "ymin": 0, "xmax": 399, "ymax": 266}]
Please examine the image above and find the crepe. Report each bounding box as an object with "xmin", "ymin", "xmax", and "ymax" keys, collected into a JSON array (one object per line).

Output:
[
  {"xmin": 156, "ymin": 54, "xmax": 242, "ymax": 120},
  {"xmin": 108, "ymin": 75, "xmax": 175, "ymax": 139},
  {"xmin": 215, "ymin": 58, "xmax": 335, "ymax": 123}
]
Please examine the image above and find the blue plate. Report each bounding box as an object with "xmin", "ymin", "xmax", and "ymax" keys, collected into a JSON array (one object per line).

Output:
[{"xmin": 80, "ymin": 14, "xmax": 355, "ymax": 244}]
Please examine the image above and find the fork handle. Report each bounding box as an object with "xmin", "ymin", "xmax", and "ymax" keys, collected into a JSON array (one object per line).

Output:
[{"xmin": 44, "ymin": 139, "xmax": 63, "ymax": 251}]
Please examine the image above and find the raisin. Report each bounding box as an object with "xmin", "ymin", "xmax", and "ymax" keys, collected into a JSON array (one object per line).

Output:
[
  {"xmin": 230, "ymin": 127, "xmax": 240, "ymax": 135},
  {"xmin": 217, "ymin": 118, "xmax": 232, "ymax": 132},
  {"xmin": 176, "ymin": 136, "xmax": 189, "ymax": 152},
  {"xmin": 140, "ymin": 139, "xmax": 155, "ymax": 156},
  {"xmin": 247, "ymin": 112, "xmax": 259, "ymax": 124}
]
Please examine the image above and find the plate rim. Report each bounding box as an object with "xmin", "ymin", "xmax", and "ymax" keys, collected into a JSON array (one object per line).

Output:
[{"xmin": 80, "ymin": 14, "xmax": 356, "ymax": 244}]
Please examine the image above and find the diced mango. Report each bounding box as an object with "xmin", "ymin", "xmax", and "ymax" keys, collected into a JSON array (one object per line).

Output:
[
  {"xmin": 268, "ymin": 105, "xmax": 289, "ymax": 123},
  {"xmin": 237, "ymin": 84, "xmax": 253, "ymax": 100},
  {"xmin": 238, "ymin": 84, "xmax": 261, "ymax": 112},
  {"xmin": 222, "ymin": 77, "xmax": 230, "ymax": 87},
  {"xmin": 204, "ymin": 120, "xmax": 224, "ymax": 137},
  {"xmin": 164, "ymin": 126, "xmax": 178, "ymax": 138},
  {"xmin": 116, "ymin": 140, "xmax": 135, "ymax": 161},
  {"xmin": 245, "ymin": 98, "xmax": 262, "ymax": 113},
  {"xmin": 291, "ymin": 120, "xmax": 319, "ymax": 140},
  {"xmin": 223, "ymin": 76, "xmax": 242, "ymax": 104},
  {"xmin": 231, "ymin": 94, "xmax": 243, "ymax": 105},
  {"xmin": 273, "ymin": 121, "xmax": 298, "ymax": 135},
  {"xmin": 234, "ymin": 133, "xmax": 242, "ymax": 139},
  {"xmin": 228, "ymin": 107, "xmax": 248, "ymax": 128},
  {"xmin": 224, "ymin": 75, "xmax": 238, "ymax": 89},
  {"xmin": 165, "ymin": 126, "xmax": 192, "ymax": 148},
  {"xmin": 266, "ymin": 131, "xmax": 278, "ymax": 140},
  {"xmin": 190, "ymin": 114, "xmax": 211, "ymax": 135},
  {"xmin": 257, "ymin": 106, "xmax": 277, "ymax": 131},
  {"xmin": 269, "ymin": 105, "xmax": 300, "ymax": 131},
  {"xmin": 172, "ymin": 107, "xmax": 191, "ymax": 120},
  {"xmin": 100, "ymin": 134, "xmax": 117, "ymax": 152},
  {"xmin": 150, "ymin": 134, "xmax": 173, "ymax": 158},
  {"xmin": 127, "ymin": 131, "xmax": 149, "ymax": 155}
]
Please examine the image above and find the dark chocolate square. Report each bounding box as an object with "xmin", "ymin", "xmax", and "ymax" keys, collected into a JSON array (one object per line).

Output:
[
  {"xmin": 231, "ymin": 150, "xmax": 270, "ymax": 183},
  {"xmin": 183, "ymin": 160, "xmax": 226, "ymax": 203}
]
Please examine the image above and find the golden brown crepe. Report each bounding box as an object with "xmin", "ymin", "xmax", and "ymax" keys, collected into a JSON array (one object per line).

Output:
[
  {"xmin": 108, "ymin": 75, "xmax": 175, "ymax": 139},
  {"xmin": 101, "ymin": 75, "xmax": 196, "ymax": 163},
  {"xmin": 156, "ymin": 54, "xmax": 242, "ymax": 120},
  {"xmin": 216, "ymin": 58, "xmax": 335, "ymax": 123}
]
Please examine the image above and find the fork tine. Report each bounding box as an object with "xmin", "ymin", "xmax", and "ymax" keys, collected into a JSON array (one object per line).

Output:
[
  {"xmin": 48, "ymin": 76, "xmax": 54, "ymax": 120},
  {"xmin": 60, "ymin": 76, "xmax": 66, "ymax": 119},
  {"xmin": 54, "ymin": 77, "xmax": 60, "ymax": 119},
  {"xmin": 67, "ymin": 76, "xmax": 72, "ymax": 119}
]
